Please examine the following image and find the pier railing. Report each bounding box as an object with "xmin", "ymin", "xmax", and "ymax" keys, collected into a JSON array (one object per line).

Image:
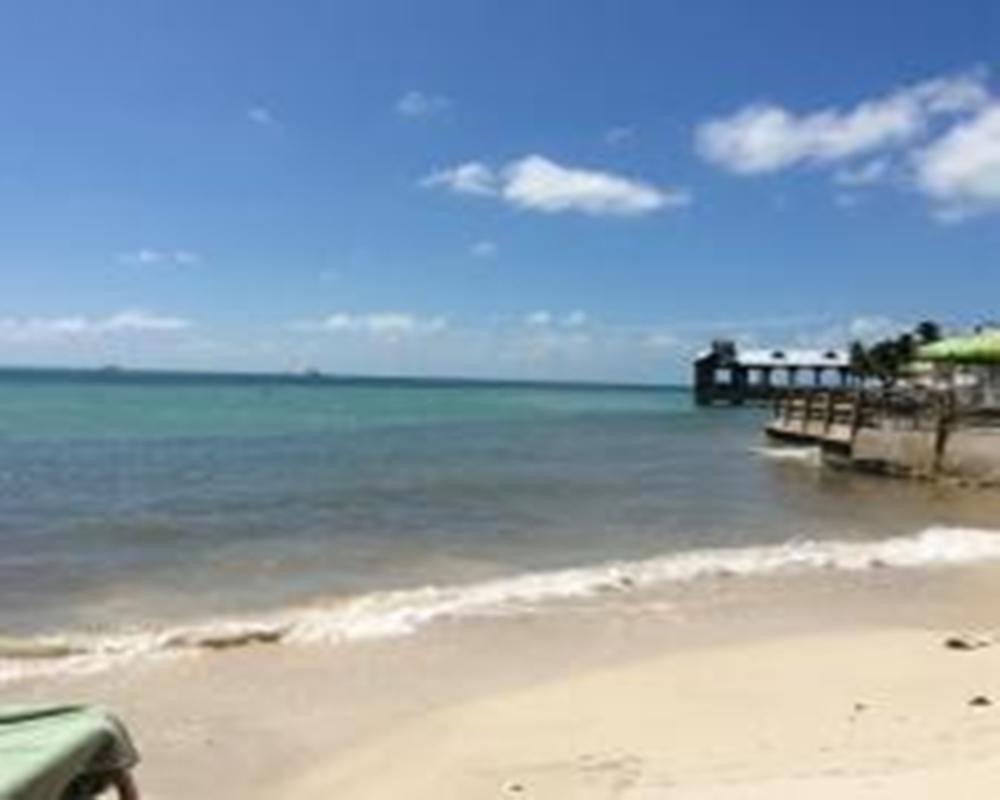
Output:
[
  {"xmin": 766, "ymin": 385, "xmax": 1000, "ymax": 484},
  {"xmin": 769, "ymin": 386, "xmax": 959, "ymax": 439},
  {"xmin": 770, "ymin": 388, "xmax": 861, "ymax": 435}
]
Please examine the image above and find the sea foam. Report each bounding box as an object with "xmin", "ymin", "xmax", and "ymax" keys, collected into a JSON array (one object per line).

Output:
[
  {"xmin": 4, "ymin": 526, "xmax": 1000, "ymax": 684},
  {"xmin": 750, "ymin": 445, "xmax": 822, "ymax": 464}
]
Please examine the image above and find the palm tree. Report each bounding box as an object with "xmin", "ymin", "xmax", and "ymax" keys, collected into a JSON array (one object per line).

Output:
[
  {"xmin": 915, "ymin": 320, "xmax": 942, "ymax": 344},
  {"xmin": 850, "ymin": 321, "xmax": 942, "ymax": 387},
  {"xmin": 849, "ymin": 341, "xmax": 871, "ymax": 379}
]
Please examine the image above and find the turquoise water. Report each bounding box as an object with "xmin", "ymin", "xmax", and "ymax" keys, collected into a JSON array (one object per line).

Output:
[
  {"xmin": 2, "ymin": 369, "xmax": 999, "ymax": 640},
  {"xmin": 0, "ymin": 370, "xmax": 678, "ymax": 440}
]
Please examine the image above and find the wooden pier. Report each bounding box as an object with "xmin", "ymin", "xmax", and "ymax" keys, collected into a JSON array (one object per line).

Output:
[
  {"xmin": 764, "ymin": 387, "xmax": 1000, "ymax": 484},
  {"xmin": 764, "ymin": 388, "xmax": 860, "ymax": 451}
]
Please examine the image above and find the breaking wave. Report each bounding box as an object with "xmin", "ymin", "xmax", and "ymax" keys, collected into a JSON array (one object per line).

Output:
[
  {"xmin": 750, "ymin": 445, "xmax": 823, "ymax": 465},
  {"xmin": 4, "ymin": 526, "xmax": 1000, "ymax": 684}
]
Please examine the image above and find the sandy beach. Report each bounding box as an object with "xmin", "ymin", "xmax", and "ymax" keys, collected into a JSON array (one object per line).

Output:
[
  {"xmin": 297, "ymin": 629, "xmax": 1000, "ymax": 800},
  {"xmin": 6, "ymin": 561, "xmax": 1000, "ymax": 799}
]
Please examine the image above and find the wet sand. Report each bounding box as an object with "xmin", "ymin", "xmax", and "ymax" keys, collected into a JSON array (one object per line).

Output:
[{"xmin": 5, "ymin": 562, "xmax": 1000, "ymax": 799}]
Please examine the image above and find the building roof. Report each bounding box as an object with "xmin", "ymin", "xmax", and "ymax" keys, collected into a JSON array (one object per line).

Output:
[
  {"xmin": 739, "ymin": 348, "xmax": 849, "ymax": 368},
  {"xmin": 695, "ymin": 347, "xmax": 849, "ymax": 369}
]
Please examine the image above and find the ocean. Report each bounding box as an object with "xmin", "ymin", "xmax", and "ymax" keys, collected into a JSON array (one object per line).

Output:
[{"xmin": 3, "ymin": 368, "xmax": 1000, "ymax": 678}]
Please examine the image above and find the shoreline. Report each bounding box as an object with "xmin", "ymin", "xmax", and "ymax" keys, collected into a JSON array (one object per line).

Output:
[
  {"xmin": 5, "ymin": 524, "xmax": 1000, "ymax": 682},
  {"xmin": 5, "ymin": 559, "xmax": 1000, "ymax": 798}
]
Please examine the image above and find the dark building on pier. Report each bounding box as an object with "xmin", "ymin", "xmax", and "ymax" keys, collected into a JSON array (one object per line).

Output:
[{"xmin": 693, "ymin": 340, "xmax": 850, "ymax": 406}]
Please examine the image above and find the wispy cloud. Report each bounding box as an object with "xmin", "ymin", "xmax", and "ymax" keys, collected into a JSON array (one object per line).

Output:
[
  {"xmin": 780, "ymin": 315, "xmax": 911, "ymax": 352},
  {"xmin": 395, "ymin": 90, "xmax": 453, "ymax": 119},
  {"xmin": 523, "ymin": 310, "xmax": 589, "ymax": 328},
  {"xmin": 291, "ymin": 312, "xmax": 449, "ymax": 343},
  {"xmin": 497, "ymin": 310, "xmax": 691, "ymax": 375},
  {"xmin": 118, "ymin": 249, "xmax": 203, "ymax": 267},
  {"xmin": 642, "ymin": 332, "xmax": 680, "ymax": 350},
  {"xmin": 247, "ymin": 106, "xmax": 278, "ymax": 126},
  {"xmin": 423, "ymin": 155, "xmax": 689, "ymax": 217},
  {"xmin": 846, "ymin": 315, "xmax": 908, "ymax": 342},
  {"xmin": 604, "ymin": 126, "xmax": 637, "ymax": 146},
  {"xmin": 833, "ymin": 192, "xmax": 862, "ymax": 209},
  {"xmin": 833, "ymin": 157, "xmax": 891, "ymax": 186},
  {"xmin": 469, "ymin": 240, "xmax": 498, "ymax": 258},
  {"xmin": 422, "ymin": 162, "xmax": 497, "ymax": 196},
  {"xmin": 524, "ymin": 310, "xmax": 553, "ymax": 327},
  {"xmin": 0, "ymin": 310, "xmax": 193, "ymax": 342}
]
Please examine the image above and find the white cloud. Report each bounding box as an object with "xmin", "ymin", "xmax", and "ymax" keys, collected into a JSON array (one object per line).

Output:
[
  {"xmin": 293, "ymin": 312, "xmax": 449, "ymax": 342},
  {"xmin": 420, "ymin": 162, "xmax": 497, "ymax": 196},
  {"xmin": 309, "ymin": 313, "xmax": 354, "ymax": 332},
  {"xmin": 469, "ymin": 240, "xmax": 498, "ymax": 258},
  {"xmin": 914, "ymin": 105, "xmax": 1000, "ymax": 217},
  {"xmin": 0, "ymin": 310, "xmax": 193, "ymax": 342},
  {"xmin": 912, "ymin": 71, "xmax": 992, "ymax": 113},
  {"xmin": 496, "ymin": 312, "xmax": 689, "ymax": 378},
  {"xmin": 524, "ymin": 310, "xmax": 553, "ymax": 327},
  {"xmin": 697, "ymin": 103, "xmax": 912, "ymax": 174},
  {"xmin": 119, "ymin": 249, "xmax": 203, "ymax": 266},
  {"xmin": 642, "ymin": 332, "xmax": 680, "ymax": 350},
  {"xmin": 512, "ymin": 329, "xmax": 593, "ymax": 363},
  {"xmin": 834, "ymin": 157, "xmax": 891, "ymax": 186},
  {"xmin": 366, "ymin": 313, "xmax": 446, "ymax": 337},
  {"xmin": 523, "ymin": 310, "xmax": 590, "ymax": 328},
  {"xmin": 696, "ymin": 69, "xmax": 1000, "ymax": 220},
  {"xmin": 98, "ymin": 310, "xmax": 192, "ymax": 333},
  {"xmin": 502, "ymin": 155, "xmax": 687, "ymax": 216},
  {"xmin": 172, "ymin": 250, "xmax": 202, "ymax": 265},
  {"xmin": 847, "ymin": 315, "xmax": 908, "ymax": 342},
  {"xmin": 664, "ymin": 313, "xmax": 831, "ymax": 334},
  {"xmin": 247, "ymin": 106, "xmax": 277, "ymax": 126},
  {"xmin": 395, "ymin": 91, "xmax": 452, "ymax": 118},
  {"xmin": 696, "ymin": 70, "xmax": 990, "ymax": 174},
  {"xmin": 423, "ymin": 155, "xmax": 689, "ymax": 217},
  {"xmin": 834, "ymin": 192, "xmax": 861, "ymax": 209},
  {"xmin": 794, "ymin": 315, "xmax": 907, "ymax": 350}
]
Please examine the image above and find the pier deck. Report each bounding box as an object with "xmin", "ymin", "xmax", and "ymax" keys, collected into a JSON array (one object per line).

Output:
[
  {"xmin": 764, "ymin": 389, "xmax": 861, "ymax": 451},
  {"xmin": 765, "ymin": 388, "xmax": 1000, "ymax": 485}
]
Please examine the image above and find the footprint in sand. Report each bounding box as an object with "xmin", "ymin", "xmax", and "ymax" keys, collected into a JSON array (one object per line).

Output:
[
  {"xmin": 499, "ymin": 752, "xmax": 646, "ymax": 797},
  {"xmin": 578, "ymin": 752, "xmax": 645, "ymax": 795}
]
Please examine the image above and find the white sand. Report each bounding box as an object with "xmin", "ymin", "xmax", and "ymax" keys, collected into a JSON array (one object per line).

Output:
[
  {"xmin": 6, "ymin": 565, "xmax": 1000, "ymax": 799},
  {"xmin": 289, "ymin": 628, "xmax": 1000, "ymax": 799}
]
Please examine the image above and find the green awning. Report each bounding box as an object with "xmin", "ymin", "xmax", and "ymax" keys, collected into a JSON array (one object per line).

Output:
[
  {"xmin": 0, "ymin": 706, "xmax": 138, "ymax": 800},
  {"xmin": 917, "ymin": 333, "xmax": 1000, "ymax": 365}
]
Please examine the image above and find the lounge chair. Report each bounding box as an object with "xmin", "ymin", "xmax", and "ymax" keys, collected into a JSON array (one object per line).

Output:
[{"xmin": 0, "ymin": 706, "xmax": 139, "ymax": 800}]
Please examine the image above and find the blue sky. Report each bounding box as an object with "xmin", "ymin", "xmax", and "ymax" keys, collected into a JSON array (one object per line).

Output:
[{"xmin": 0, "ymin": 0, "xmax": 997, "ymax": 382}]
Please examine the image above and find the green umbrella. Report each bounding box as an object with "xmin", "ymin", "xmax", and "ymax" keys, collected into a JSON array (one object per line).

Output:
[{"xmin": 917, "ymin": 332, "xmax": 1000, "ymax": 365}]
